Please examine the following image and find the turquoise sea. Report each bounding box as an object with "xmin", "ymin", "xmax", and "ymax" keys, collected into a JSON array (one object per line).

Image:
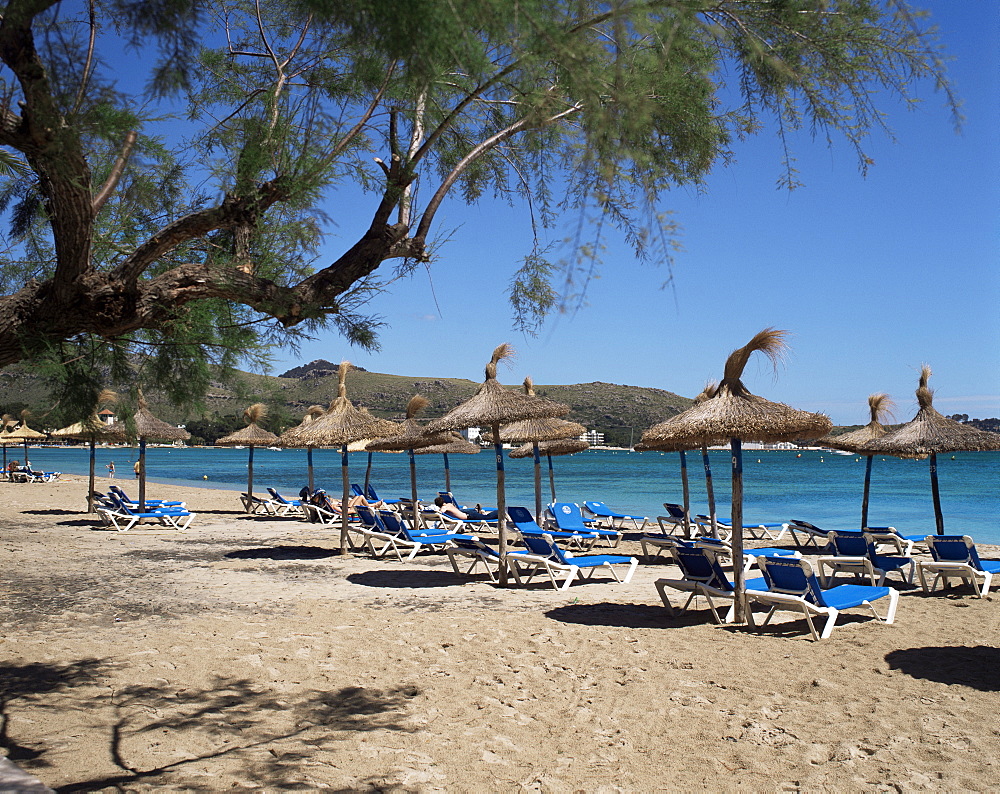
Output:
[{"xmin": 13, "ymin": 444, "xmax": 1000, "ymax": 544}]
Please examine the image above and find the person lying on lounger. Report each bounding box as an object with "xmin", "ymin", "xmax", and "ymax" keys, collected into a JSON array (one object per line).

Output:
[
  {"xmin": 310, "ymin": 489, "xmax": 385, "ymax": 515},
  {"xmin": 430, "ymin": 495, "xmax": 499, "ymax": 521}
]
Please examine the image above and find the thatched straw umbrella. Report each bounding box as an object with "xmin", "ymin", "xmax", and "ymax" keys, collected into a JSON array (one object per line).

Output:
[
  {"xmin": 1, "ymin": 414, "xmax": 16, "ymax": 474},
  {"xmin": 484, "ymin": 378, "xmax": 585, "ymax": 521},
  {"xmin": 5, "ymin": 410, "xmax": 47, "ymax": 467},
  {"xmin": 122, "ymin": 392, "xmax": 191, "ymax": 511},
  {"xmin": 509, "ymin": 437, "xmax": 589, "ymax": 505},
  {"xmin": 641, "ymin": 329, "xmax": 832, "ymax": 622},
  {"xmin": 49, "ymin": 390, "xmax": 120, "ymax": 512},
  {"xmin": 427, "ymin": 344, "xmax": 569, "ymax": 584},
  {"xmin": 278, "ymin": 404, "xmax": 326, "ymax": 491},
  {"xmin": 288, "ymin": 362, "xmax": 397, "ymax": 553},
  {"xmin": 216, "ymin": 404, "xmax": 279, "ymax": 507},
  {"xmin": 818, "ymin": 393, "xmax": 896, "ymax": 529},
  {"xmin": 356, "ymin": 408, "xmax": 404, "ymax": 494},
  {"xmin": 861, "ymin": 366, "xmax": 1000, "ymax": 535},
  {"xmin": 413, "ymin": 432, "xmax": 480, "ymax": 494},
  {"xmin": 641, "ymin": 384, "xmax": 720, "ymax": 538},
  {"xmin": 365, "ymin": 395, "xmax": 453, "ymax": 528}
]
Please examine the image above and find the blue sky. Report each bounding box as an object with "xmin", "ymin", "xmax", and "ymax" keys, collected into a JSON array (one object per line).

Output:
[{"xmin": 264, "ymin": 1, "xmax": 999, "ymax": 426}]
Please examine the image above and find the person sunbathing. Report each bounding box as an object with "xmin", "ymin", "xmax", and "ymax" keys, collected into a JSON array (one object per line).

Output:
[{"xmin": 311, "ymin": 489, "xmax": 384, "ymax": 515}]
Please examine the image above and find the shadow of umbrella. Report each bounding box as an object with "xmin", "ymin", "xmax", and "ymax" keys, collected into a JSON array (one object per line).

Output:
[
  {"xmin": 861, "ymin": 366, "xmax": 1000, "ymax": 535},
  {"xmin": 635, "ymin": 329, "xmax": 831, "ymax": 622},
  {"xmin": 427, "ymin": 344, "xmax": 569, "ymax": 586},
  {"xmin": 216, "ymin": 403, "xmax": 279, "ymax": 510}
]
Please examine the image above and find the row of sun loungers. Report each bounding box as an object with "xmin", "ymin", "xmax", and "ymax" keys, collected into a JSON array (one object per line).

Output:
[{"xmin": 92, "ymin": 487, "xmax": 196, "ymax": 532}]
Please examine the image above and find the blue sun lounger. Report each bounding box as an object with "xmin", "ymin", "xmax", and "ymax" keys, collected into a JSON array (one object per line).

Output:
[
  {"xmin": 916, "ymin": 535, "xmax": 1000, "ymax": 597},
  {"xmin": 582, "ymin": 501, "xmax": 649, "ymax": 531},
  {"xmin": 507, "ymin": 506, "xmax": 600, "ymax": 550},
  {"xmin": 547, "ymin": 502, "xmax": 623, "ymax": 547},
  {"xmin": 746, "ymin": 555, "xmax": 899, "ymax": 640},
  {"xmin": 653, "ymin": 545, "xmax": 768, "ymax": 623},
  {"xmin": 815, "ymin": 530, "xmax": 915, "ymax": 587},
  {"xmin": 507, "ymin": 532, "xmax": 637, "ymax": 591}
]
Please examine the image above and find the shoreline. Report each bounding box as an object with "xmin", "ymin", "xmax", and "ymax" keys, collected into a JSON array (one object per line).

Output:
[{"xmin": 2, "ymin": 474, "xmax": 999, "ymax": 790}]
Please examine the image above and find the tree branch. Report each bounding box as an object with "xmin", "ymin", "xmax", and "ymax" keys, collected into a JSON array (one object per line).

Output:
[{"xmin": 91, "ymin": 130, "xmax": 137, "ymax": 215}]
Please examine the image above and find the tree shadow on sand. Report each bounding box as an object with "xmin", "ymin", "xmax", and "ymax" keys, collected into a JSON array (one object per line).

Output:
[
  {"xmin": 885, "ymin": 646, "xmax": 1000, "ymax": 692},
  {"xmin": 0, "ymin": 659, "xmax": 114, "ymax": 767},
  {"xmin": 225, "ymin": 545, "xmax": 339, "ymax": 561},
  {"xmin": 54, "ymin": 677, "xmax": 420, "ymax": 792},
  {"xmin": 545, "ymin": 601, "xmax": 710, "ymax": 629}
]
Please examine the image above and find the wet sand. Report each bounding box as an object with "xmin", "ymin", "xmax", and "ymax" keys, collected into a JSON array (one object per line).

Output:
[{"xmin": 1, "ymin": 475, "xmax": 998, "ymax": 792}]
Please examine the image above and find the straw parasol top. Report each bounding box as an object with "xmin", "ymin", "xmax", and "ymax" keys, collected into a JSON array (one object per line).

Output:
[
  {"xmin": 481, "ymin": 377, "xmax": 585, "ymax": 444},
  {"xmin": 509, "ymin": 437, "xmax": 589, "ymax": 459},
  {"xmin": 414, "ymin": 432, "xmax": 481, "ymax": 456},
  {"xmin": 216, "ymin": 403, "xmax": 279, "ymax": 447},
  {"xmin": 427, "ymin": 345, "xmax": 570, "ymax": 432},
  {"xmin": 5, "ymin": 410, "xmax": 48, "ymax": 442},
  {"xmin": 365, "ymin": 395, "xmax": 454, "ymax": 452},
  {"xmin": 862, "ymin": 366, "xmax": 1000, "ymax": 456},
  {"xmin": 48, "ymin": 390, "xmax": 122, "ymax": 441},
  {"xmin": 277, "ymin": 404, "xmax": 327, "ymax": 447},
  {"xmin": 285, "ymin": 362, "xmax": 395, "ymax": 448},
  {"xmin": 819, "ymin": 393, "xmax": 895, "ymax": 453},
  {"xmin": 128, "ymin": 392, "xmax": 191, "ymax": 441},
  {"xmin": 640, "ymin": 382, "xmax": 715, "ymax": 452},
  {"xmin": 640, "ymin": 330, "xmax": 831, "ymax": 448}
]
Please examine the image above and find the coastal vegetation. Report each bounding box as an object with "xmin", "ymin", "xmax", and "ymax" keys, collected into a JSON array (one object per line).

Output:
[{"xmin": 0, "ymin": 0, "xmax": 954, "ymax": 423}]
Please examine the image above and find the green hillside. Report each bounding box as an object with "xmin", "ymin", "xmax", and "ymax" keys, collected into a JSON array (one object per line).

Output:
[{"xmin": 0, "ymin": 359, "xmax": 692, "ymax": 447}]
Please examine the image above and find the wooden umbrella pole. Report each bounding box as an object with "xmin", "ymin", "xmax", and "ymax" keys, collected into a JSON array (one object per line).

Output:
[
  {"xmin": 443, "ymin": 453, "xmax": 451, "ymax": 493},
  {"xmin": 340, "ymin": 445, "xmax": 351, "ymax": 554},
  {"xmin": 138, "ymin": 438, "xmax": 147, "ymax": 512},
  {"xmin": 494, "ymin": 422, "xmax": 509, "ymax": 587},
  {"xmin": 929, "ymin": 453, "xmax": 944, "ymax": 535},
  {"xmin": 308, "ymin": 447, "xmax": 315, "ymax": 492},
  {"xmin": 408, "ymin": 448, "xmax": 422, "ymax": 530},
  {"xmin": 679, "ymin": 450, "xmax": 691, "ymax": 538},
  {"xmin": 364, "ymin": 451, "xmax": 373, "ymax": 492},
  {"xmin": 861, "ymin": 455, "xmax": 874, "ymax": 529},
  {"xmin": 247, "ymin": 446, "xmax": 255, "ymax": 505},
  {"xmin": 702, "ymin": 443, "xmax": 719, "ymax": 539},
  {"xmin": 730, "ymin": 438, "xmax": 746, "ymax": 624},
  {"xmin": 87, "ymin": 438, "xmax": 96, "ymax": 513},
  {"xmin": 533, "ymin": 443, "xmax": 543, "ymax": 522},
  {"xmin": 547, "ymin": 454, "xmax": 556, "ymax": 503}
]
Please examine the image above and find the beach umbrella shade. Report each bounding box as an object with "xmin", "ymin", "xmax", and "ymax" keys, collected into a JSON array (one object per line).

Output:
[
  {"xmin": 484, "ymin": 377, "xmax": 585, "ymax": 521},
  {"xmin": 427, "ymin": 344, "xmax": 569, "ymax": 585},
  {"xmin": 5, "ymin": 411, "xmax": 48, "ymax": 471},
  {"xmin": 509, "ymin": 437, "xmax": 589, "ymax": 506},
  {"xmin": 354, "ymin": 408, "xmax": 406, "ymax": 494},
  {"xmin": 121, "ymin": 392, "xmax": 191, "ymax": 511},
  {"xmin": 641, "ymin": 383, "xmax": 720, "ymax": 538},
  {"xmin": 818, "ymin": 393, "xmax": 898, "ymax": 529},
  {"xmin": 278, "ymin": 404, "xmax": 327, "ymax": 491},
  {"xmin": 1, "ymin": 414, "xmax": 16, "ymax": 473},
  {"xmin": 49, "ymin": 390, "xmax": 121, "ymax": 513},
  {"xmin": 640, "ymin": 329, "xmax": 832, "ymax": 622},
  {"xmin": 861, "ymin": 366, "xmax": 1000, "ymax": 535},
  {"xmin": 216, "ymin": 403, "xmax": 279, "ymax": 509},
  {"xmin": 365, "ymin": 395, "xmax": 453, "ymax": 528},
  {"xmin": 286, "ymin": 362, "xmax": 398, "ymax": 554},
  {"xmin": 414, "ymin": 432, "xmax": 480, "ymax": 493}
]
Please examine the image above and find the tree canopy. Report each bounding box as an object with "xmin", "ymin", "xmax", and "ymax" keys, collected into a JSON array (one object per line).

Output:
[{"xmin": 0, "ymin": 0, "xmax": 952, "ymax": 416}]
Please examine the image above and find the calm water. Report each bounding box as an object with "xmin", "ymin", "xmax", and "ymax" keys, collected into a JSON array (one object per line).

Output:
[{"xmin": 13, "ymin": 444, "xmax": 1000, "ymax": 544}]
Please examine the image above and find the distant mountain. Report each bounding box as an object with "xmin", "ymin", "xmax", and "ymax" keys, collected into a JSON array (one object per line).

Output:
[
  {"xmin": 0, "ymin": 360, "xmax": 692, "ymax": 447},
  {"xmin": 277, "ymin": 360, "xmax": 368, "ymax": 378}
]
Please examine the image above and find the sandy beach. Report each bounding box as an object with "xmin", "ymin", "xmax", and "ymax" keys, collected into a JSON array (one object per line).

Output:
[{"xmin": 1, "ymin": 475, "xmax": 998, "ymax": 792}]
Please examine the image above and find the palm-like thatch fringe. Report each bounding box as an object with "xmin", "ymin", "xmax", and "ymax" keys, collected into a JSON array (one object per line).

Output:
[
  {"xmin": 820, "ymin": 393, "xmax": 895, "ymax": 452},
  {"xmin": 278, "ymin": 404, "xmax": 328, "ymax": 447},
  {"xmin": 413, "ymin": 432, "xmax": 480, "ymax": 456},
  {"xmin": 860, "ymin": 366, "xmax": 1000, "ymax": 535},
  {"xmin": 481, "ymin": 378, "xmax": 584, "ymax": 443},
  {"xmin": 640, "ymin": 329, "xmax": 831, "ymax": 447},
  {"xmin": 509, "ymin": 438, "xmax": 589, "ymax": 458},
  {"xmin": 287, "ymin": 363, "xmax": 394, "ymax": 448},
  {"xmin": 365, "ymin": 394, "xmax": 453, "ymax": 452},
  {"xmin": 216, "ymin": 403, "xmax": 280, "ymax": 447},
  {"xmin": 129, "ymin": 392, "xmax": 191, "ymax": 441},
  {"xmin": 863, "ymin": 367, "xmax": 1000, "ymax": 455},
  {"xmin": 426, "ymin": 345, "xmax": 569, "ymax": 432}
]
